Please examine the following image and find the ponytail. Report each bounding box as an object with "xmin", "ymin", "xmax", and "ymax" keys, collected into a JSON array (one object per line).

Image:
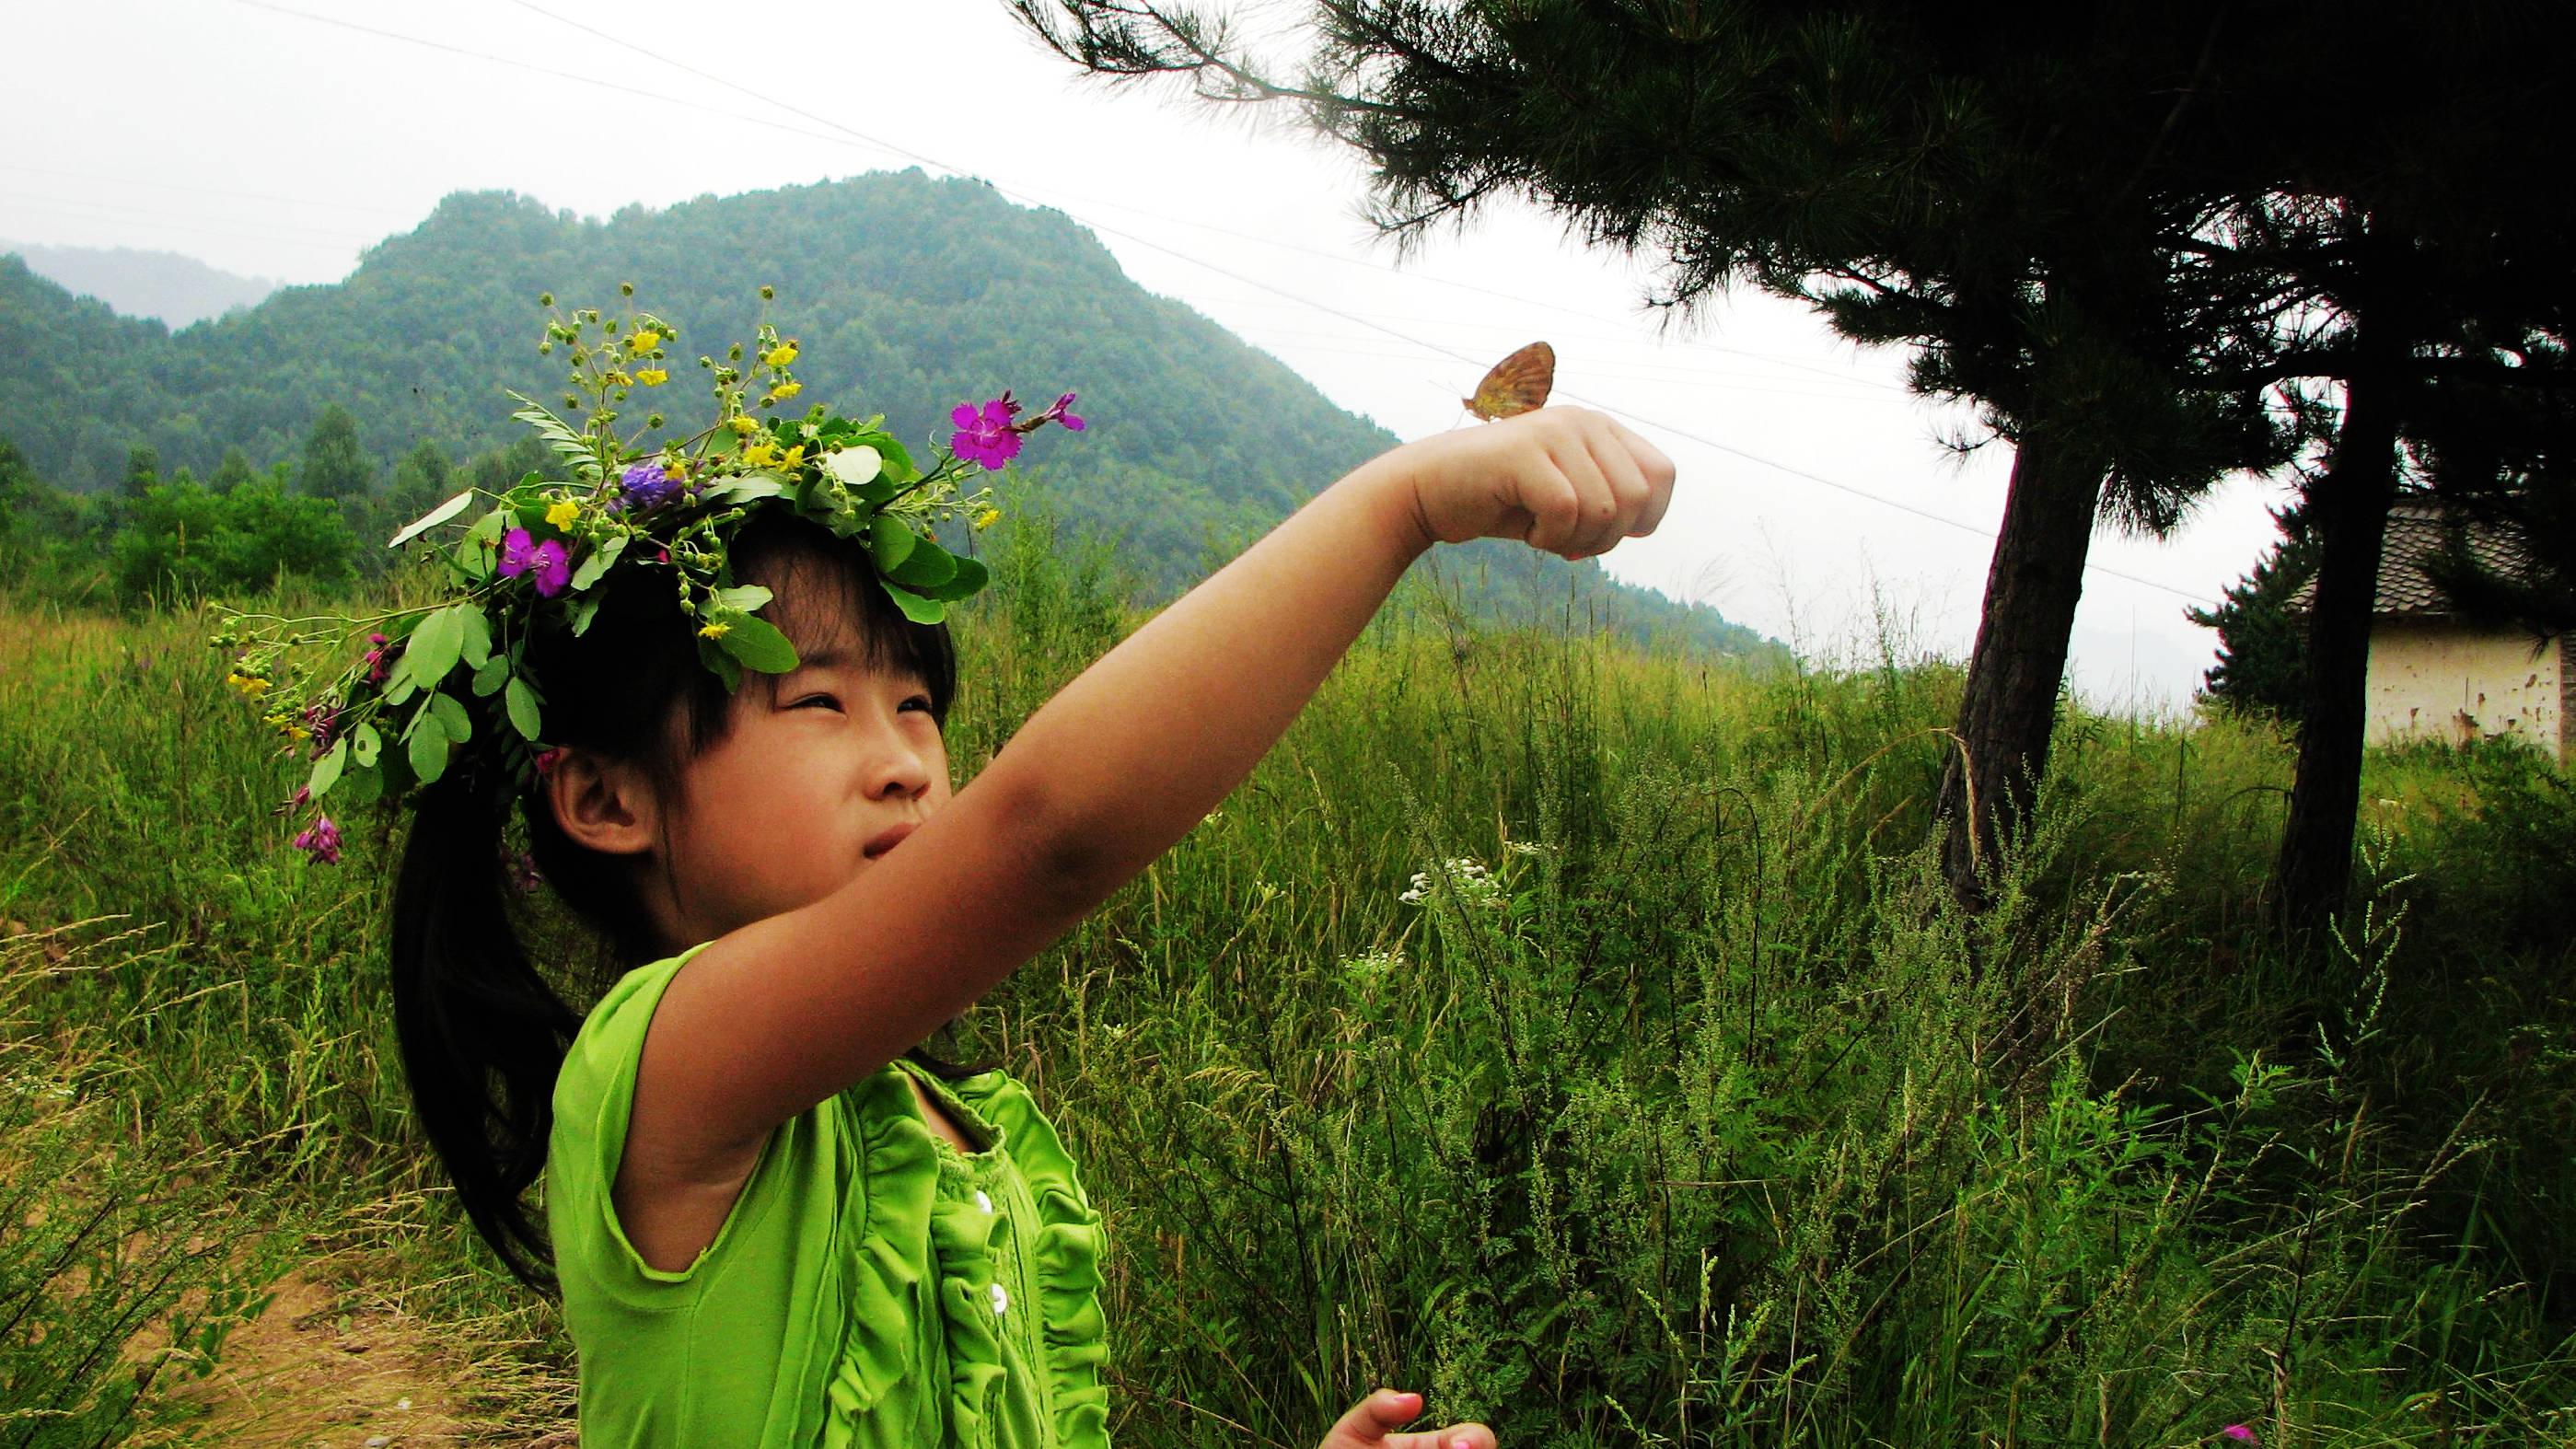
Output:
[
  {"xmin": 390, "ymin": 775, "xmax": 581, "ymax": 1288},
  {"xmin": 387, "ymin": 511, "xmax": 964, "ymax": 1285}
]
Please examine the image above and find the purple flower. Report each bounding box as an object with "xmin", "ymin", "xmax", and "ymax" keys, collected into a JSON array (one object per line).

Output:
[
  {"xmin": 362, "ymin": 632, "xmax": 390, "ymax": 683},
  {"xmin": 499, "ymin": 528, "xmax": 572, "ymax": 597},
  {"xmin": 291, "ymin": 815, "xmax": 343, "ymax": 865},
  {"xmin": 950, "ymin": 397, "xmax": 1023, "ymax": 469},
  {"xmin": 273, "ymin": 784, "xmax": 310, "ymax": 818},
  {"xmin": 2220, "ymin": 1429, "xmax": 2258, "ymax": 1443},
  {"xmin": 302, "ymin": 702, "xmax": 339, "ymax": 752},
  {"xmin": 1039, "ymin": 390, "xmax": 1085, "ymax": 432},
  {"xmin": 613, "ymin": 459, "xmax": 683, "ymax": 514}
]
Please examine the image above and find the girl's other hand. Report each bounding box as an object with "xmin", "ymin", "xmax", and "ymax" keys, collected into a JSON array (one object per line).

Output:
[
  {"xmin": 1318, "ymin": 1389, "xmax": 1497, "ymax": 1449},
  {"xmin": 1371, "ymin": 407, "xmax": 1677, "ymax": 562}
]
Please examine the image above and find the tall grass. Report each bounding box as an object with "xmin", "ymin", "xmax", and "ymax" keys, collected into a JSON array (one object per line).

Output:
[{"xmin": 1, "ymin": 519, "xmax": 2570, "ymax": 1445}]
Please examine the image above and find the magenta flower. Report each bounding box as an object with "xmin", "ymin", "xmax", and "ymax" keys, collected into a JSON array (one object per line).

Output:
[
  {"xmin": 273, "ymin": 784, "xmax": 310, "ymax": 818},
  {"xmin": 1039, "ymin": 391, "xmax": 1085, "ymax": 432},
  {"xmin": 950, "ymin": 397, "xmax": 1023, "ymax": 469},
  {"xmin": 291, "ymin": 815, "xmax": 342, "ymax": 865},
  {"xmin": 362, "ymin": 632, "xmax": 391, "ymax": 683},
  {"xmin": 499, "ymin": 527, "xmax": 571, "ymax": 597},
  {"xmin": 302, "ymin": 702, "xmax": 339, "ymax": 752},
  {"xmin": 2220, "ymin": 1429, "xmax": 2258, "ymax": 1443}
]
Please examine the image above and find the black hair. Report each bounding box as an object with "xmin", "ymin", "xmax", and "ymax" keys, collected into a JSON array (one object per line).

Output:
[{"xmin": 389, "ymin": 512, "xmax": 958, "ymax": 1287}]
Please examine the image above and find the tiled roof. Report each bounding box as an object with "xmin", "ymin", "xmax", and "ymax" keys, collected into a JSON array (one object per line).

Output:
[{"xmin": 2286, "ymin": 502, "xmax": 2544, "ymax": 618}]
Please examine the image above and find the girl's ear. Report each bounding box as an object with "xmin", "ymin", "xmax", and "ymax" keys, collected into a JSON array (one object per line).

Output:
[{"xmin": 546, "ymin": 749, "xmax": 659, "ymax": 856}]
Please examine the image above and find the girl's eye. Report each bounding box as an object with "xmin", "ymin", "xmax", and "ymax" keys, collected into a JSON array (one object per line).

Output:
[
  {"xmin": 789, "ymin": 693, "xmax": 841, "ymax": 712},
  {"xmin": 898, "ymin": 694, "xmax": 934, "ymax": 714}
]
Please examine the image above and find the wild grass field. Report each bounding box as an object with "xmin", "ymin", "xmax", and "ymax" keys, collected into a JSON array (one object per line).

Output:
[{"xmin": 3, "ymin": 525, "xmax": 2571, "ymax": 1446}]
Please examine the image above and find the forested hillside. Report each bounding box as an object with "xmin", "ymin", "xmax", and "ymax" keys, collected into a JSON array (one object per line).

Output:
[{"xmin": 0, "ymin": 174, "xmax": 1766, "ymax": 653}]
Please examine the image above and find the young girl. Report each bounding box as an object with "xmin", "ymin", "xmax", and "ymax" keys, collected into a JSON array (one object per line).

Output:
[{"xmin": 369, "ymin": 323, "xmax": 1674, "ymax": 1448}]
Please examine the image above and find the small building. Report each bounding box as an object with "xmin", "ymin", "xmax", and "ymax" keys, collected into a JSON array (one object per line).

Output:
[{"xmin": 2351, "ymin": 504, "xmax": 2567, "ymax": 759}]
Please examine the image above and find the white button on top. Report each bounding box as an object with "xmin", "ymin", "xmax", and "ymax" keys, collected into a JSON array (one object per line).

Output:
[
  {"xmin": 989, "ymin": 1282, "xmax": 1009, "ymax": 1316},
  {"xmin": 974, "ymin": 1189, "xmax": 994, "ymax": 1214}
]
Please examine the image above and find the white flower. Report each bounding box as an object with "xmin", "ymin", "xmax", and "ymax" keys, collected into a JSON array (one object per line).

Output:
[
  {"xmin": 1399, "ymin": 858, "xmax": 1504, "ymax": 908},
  {"xmin": 1504, "ymin": 840, "xmax": 1548, "ymax": 857},
  {"xmin": 822, "ymin": 445, "xmax": 882, "ymax": 486},
  {"xmin": 1340, "ymin": 946, "xmax": 1404, "ymax": 981}
]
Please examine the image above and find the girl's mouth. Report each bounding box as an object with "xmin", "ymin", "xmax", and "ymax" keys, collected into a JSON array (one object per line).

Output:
[{"xmin": 862, "ymin": 821, "xmax": 918, "ymax": 860}]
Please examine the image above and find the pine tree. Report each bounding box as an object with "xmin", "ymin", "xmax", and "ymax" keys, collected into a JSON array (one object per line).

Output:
[
  {"xmin": 209, "ymin": 446, "xmax": 257, "ymax": 495},
  {"xmin": 2191, "ymin": 504, "xmax": 2316, "ymax": 724}
]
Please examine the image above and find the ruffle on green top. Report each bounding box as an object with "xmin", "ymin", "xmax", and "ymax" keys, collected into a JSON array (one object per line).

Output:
[
  {"xmin": 549, "ymin": 951, "xmax": 1112, "ymax": 1449},
  {"xmin": 823, "ymin": 1068, "xmax": 1112, "ymax": 1449}
]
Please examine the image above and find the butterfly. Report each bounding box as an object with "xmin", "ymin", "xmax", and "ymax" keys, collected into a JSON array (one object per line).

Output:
[{"xmin": 1463, "ymin": 341, "xmax": 1556, "ymax": 420}]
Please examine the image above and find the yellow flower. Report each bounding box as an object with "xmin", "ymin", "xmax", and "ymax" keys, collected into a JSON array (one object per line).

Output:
[
  {"xmin": 974, "ymin": 507, "xmax": 1002, "ymax": 531},
  {"xmin": 741, "ymin": 441, "xmax": 777, "ymax": 468},
  {"xmin": 778, "ymin": 445, "xmax": 805, "ymax": 469},
  {"xmin": 698, "ymin": 620, "xmax": 731, "ymax": 641},
  {"xmin": 626, "ymin": 330, "xmax": 660, "ymax": 355},
  {"xmin": 636, "ymin": 367, "xmax": 667, "ymax": 387},
  {"xmin": 770, "ymin": 381, "xmax": 802, "ymax": 402},
  {"xmin": 764, "ymin": 342, "xmax": 797, "ymax": 367},
  {"xmin": 226, "ymin": 672, "xmax": 270, "ymax": 697},
  {"xmin": 726, "ymin": 416, "xmax": 759, "ymax": 436},
  {"xmin": 544, "ymin": 499, "xmax": 579, "ymax": 530}
]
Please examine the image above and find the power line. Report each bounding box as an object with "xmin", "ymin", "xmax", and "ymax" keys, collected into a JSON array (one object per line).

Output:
[
  {"xmin": 0, "ymin": 162, "xmax": 424, "ymax": 219},
  {"xmin": 203, "ymin": 0, "xmax": 2218, "ymax": 606}
]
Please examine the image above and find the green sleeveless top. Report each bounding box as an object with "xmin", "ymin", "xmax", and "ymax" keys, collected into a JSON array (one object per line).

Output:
[{"xmin": 548, "ymin": 951, "xmax": 1113, "ymax": 1449}]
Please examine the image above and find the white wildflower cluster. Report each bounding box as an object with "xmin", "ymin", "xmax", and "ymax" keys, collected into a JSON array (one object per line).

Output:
[
  {"xmin": 1504, "ymin": 840, "xmax": 1549, "ymax": 857},
  {"xmin": 1340, "ymin": 945, "xmax": 1405, "ymax": 981},
  {"xmin": 1399, "ymin": 858, "xmax": 1506, "ymax": 908},
  {"xmin": 5, "ymin": 1073, "xmax": 75, "ymax": 1100}
]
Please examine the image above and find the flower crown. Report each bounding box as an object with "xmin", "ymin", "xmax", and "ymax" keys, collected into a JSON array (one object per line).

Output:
[{"xmin": 213, "ymin": 286, "xmax": 1085, "ymax": 864}]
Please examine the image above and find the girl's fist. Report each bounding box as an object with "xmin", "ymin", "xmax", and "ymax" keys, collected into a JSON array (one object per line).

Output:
[
  {"xmin": 1317, "ymin": 1389, "xmax": 1496, "ymax": 1449},
  {"xmin": 1380, "ymin": 408, "xmax": 1676, "ymax": 562}
]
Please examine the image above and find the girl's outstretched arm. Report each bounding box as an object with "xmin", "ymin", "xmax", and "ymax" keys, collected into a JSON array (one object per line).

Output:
[{"xmin": 621, "ymin": 409, "xmax": 1672, "ymax": 1240}]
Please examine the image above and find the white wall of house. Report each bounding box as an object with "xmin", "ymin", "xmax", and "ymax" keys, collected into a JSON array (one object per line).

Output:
[{"xmin": 2364, "ymin": 620, "xmax": 2565, "ymax": 757}]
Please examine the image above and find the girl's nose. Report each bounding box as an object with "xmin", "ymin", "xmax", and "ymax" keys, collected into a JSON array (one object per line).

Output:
[{"xmin": 870, "ymin": 740, "xmax": 933, "ymax": 801}]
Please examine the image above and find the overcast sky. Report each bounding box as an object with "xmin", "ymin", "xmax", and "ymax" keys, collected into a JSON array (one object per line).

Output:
[{"xmin": 4, "ymin": 0, "xmax": 2298, "ymax": 707}]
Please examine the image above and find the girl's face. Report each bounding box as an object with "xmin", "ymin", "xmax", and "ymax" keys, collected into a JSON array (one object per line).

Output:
[{"xmin": 652, "ymin": 584, "xmax": 953, "ymax": 946}]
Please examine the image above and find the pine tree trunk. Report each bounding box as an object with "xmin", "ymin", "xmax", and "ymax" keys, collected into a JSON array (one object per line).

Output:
[
  {"xmin": 1937, "ymin": 436, "xmax": 2105, "ymax": 906},
  {"xmin": 2273, "ymin": 362, "xmax": 2404, "ymax": 931}
]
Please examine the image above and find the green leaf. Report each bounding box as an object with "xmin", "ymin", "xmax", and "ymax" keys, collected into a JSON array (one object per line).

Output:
[
  {"xmin": 888, "ymin": 539, "xmax": 957, "ymax": 591},
  {"xmin": 505, "ymin": 391, "xmax": 605, "ymax": 482},
  {"xmin": 458, "ymin": 606, "xmax": 493, "ymax": 671},
  {"xmin": 921, "ymin": 554, "xmax": 990, "ymax": 602},
  {"xmin": 388, "ymin": 491, "xmax": 474, "ymax": 549},
  {"xmin": 505, "ymin": 678, "xmax": 544, "ymax": 742},
  {"xmin": 401, "ymin": 606, "xmax": 469, "ymax": 690},
  {"xmin": 458, "ymin": 510, "xmax": 507, "ymax": 582},
  {"xmin": 714, "ymin": 613, "xmax": 800, "ymax": 673},
  {"xmin": 709, "ymin": 473, "xmax": 785, "ymax": 504},
  {"xmin": 351, "ymin": 723, "xmax": 380, "ymax": 768},
  {"xmin": 869, "ymin": 516, "xmax": 917, "ymax": 573},
  {"xmin": 428, "ymin": 691, "xmax": 472, "ymax": 744},
  {"xmin": 872, "ymin": 435, "xmax": 919, "ymax": 482},
  {"xmin": 571, "ymin": 593, "xmax": 603, "ymax": 636},
  {"xmin": 569, "ymin": 534, "xmax": 627, "ymax": 592},
  {"xmin": 307, "ymin": 738, "xmax": 349, "ymax": 802},
  {"xmin": 410, "ymin": 721, "xmax": 452, "ymax": 784},
  {"xmin": 383, "ymin": 673, "xmax": 419, "ymax": 708},
  {"xmin": 698, "ymin": 638, "xmax": 743, "ymax": 692},
  {"xmin": 471, "ymin": 655, "xmax": 510, "ymax": 697},
  {"xmin": 880, "ymin": 582, "xmax": 946, "ymax": 625},
  {"xmin": 711, "ymin": 585, "xmax": 773, "ymax": 614}
]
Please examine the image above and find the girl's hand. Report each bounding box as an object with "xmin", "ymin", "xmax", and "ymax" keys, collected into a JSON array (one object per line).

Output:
[
  {"xmin": 1319, "ymin": 1389, "xmax": 1496, "ymax": 1449},
  {"xmin": 1368, "ymin": 407, "xmax": 1676, "ymax": 561}
]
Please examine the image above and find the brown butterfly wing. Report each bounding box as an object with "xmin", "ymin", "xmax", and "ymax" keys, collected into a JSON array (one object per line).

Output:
[{"xmin": 1464, "ymin": 341, "xmax": 1556, "ymax": 420}]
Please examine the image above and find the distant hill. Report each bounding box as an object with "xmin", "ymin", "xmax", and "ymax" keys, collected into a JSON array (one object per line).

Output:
[
  {"xmin": 0, "ymin": 175, "xmax": 1770, "ymax": 655},
  {"xmin": 2, "ymin": 240, "xmax": 277, "ymax": 329}
]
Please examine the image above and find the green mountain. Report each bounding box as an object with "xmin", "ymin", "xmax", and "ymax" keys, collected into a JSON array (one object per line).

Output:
[
  {"xmin": 0, "ymin": 174, "xmax": 1767, "ymax": 655},
  {"xmin": 2, "ymin": 240, "xmax": 279, "ymax": 329}
]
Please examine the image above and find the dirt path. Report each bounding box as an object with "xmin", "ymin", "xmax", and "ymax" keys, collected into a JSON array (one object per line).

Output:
[{"xmin": 179, "ymin": 1270, "xmax": 569, "ymax": 1448}]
